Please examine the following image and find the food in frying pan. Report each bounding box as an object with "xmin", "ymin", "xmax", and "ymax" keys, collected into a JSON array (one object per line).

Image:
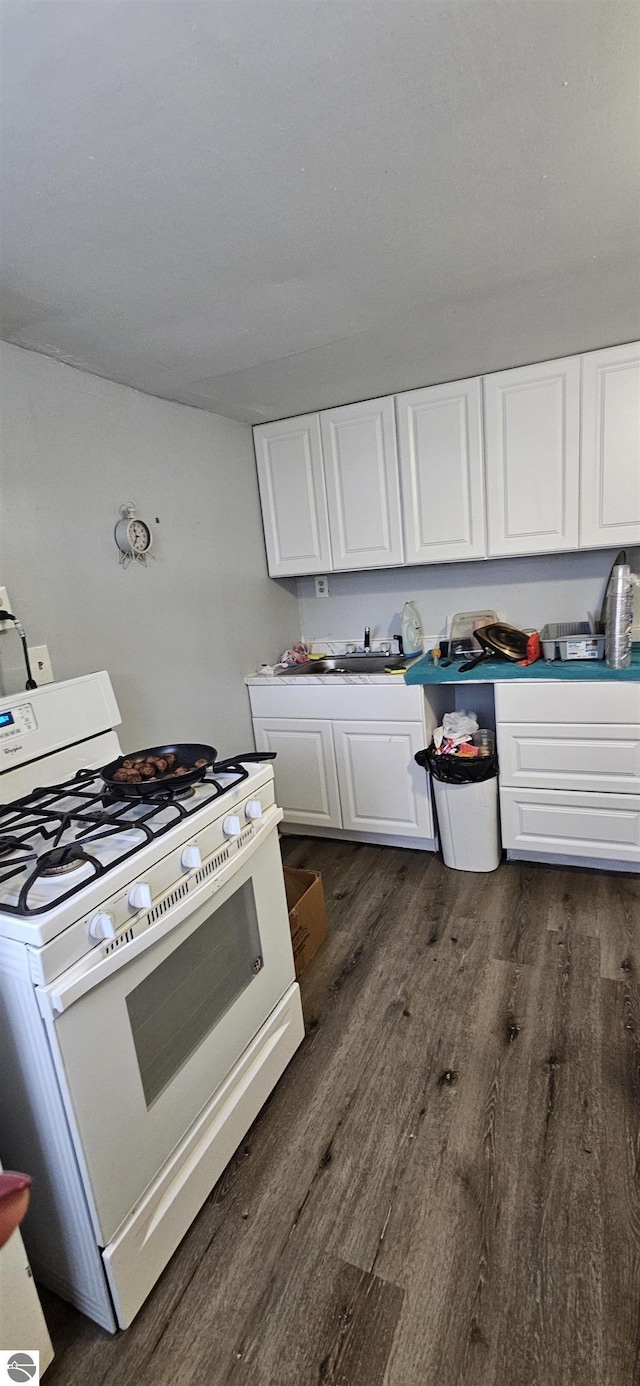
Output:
[{"xmin": 112, "ymin": 753, "xmax": 209, "ymax": 784}]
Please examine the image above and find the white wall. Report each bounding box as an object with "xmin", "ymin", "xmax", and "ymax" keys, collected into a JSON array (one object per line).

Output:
[
  {"xmin": 0, "ymin": 344, "xmax": 300, "ymax": 753},
  {"xmin": 298, "ymin": 548, "xmax": 637, "ymax": 648}
]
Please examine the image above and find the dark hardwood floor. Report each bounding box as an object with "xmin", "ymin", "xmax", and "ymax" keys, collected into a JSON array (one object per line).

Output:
[{"xmin": 40, "ymin": 839, "xmax": 640, "ymax": 1386}]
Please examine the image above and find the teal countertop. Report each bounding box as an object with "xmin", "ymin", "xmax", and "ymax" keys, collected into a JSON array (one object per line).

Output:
[{"xmin": 404, "ymin": 647, "xmax": 640, "ymax": 685}]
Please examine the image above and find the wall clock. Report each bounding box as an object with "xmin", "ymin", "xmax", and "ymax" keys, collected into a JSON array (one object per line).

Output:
[{"xmin": 115, "ymin": 504, "xmax": 153, "ymax": 567}]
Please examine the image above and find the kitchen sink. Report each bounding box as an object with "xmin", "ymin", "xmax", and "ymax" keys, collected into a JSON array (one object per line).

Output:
[{"xmin": 276, "ymin": 654, "xmax": 413, "ymax": 675}]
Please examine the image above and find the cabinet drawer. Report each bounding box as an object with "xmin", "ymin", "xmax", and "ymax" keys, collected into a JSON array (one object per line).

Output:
[
  {"xmin": 498, "ymin": 723, "xmax": 640, "ymax": 794},
  {"xmin": 248, "ymin": 682, "xmax": 426, "ymax": 723},
  {"xmin": 495, "ymin": 681, "xmax": 640, "ymax": 726},
  {"xmin": 500, "ymin": 786, "xmax": 640, "ymax": 863}
]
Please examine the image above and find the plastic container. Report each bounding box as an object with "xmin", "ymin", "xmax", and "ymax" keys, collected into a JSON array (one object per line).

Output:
[
  {"xmin": 401, "ymin": 601, "xmax": 423, "ymax": 657},
  {"xmin": 449, "ymin": 610, "xmax": 498, "ymax": 656},
  {"xmin": 605, "ymin": 565, "xmax": 633, "ymax": 669},
  {"xmin": 472, "ymin": 729, "xmax": 496, "ymax": 758},
  {"xmin": 539, "ymin": 623, "xmax": 606, "ymax": 662},
  {"xmin": 632, "ymin": 572, "xmax": 640, "ymax": 643}
]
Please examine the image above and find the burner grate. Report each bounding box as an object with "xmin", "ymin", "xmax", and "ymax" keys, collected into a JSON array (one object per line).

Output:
[{"xmin": 0, "ymin": 758, "xmax": 256, "ymax": 917}]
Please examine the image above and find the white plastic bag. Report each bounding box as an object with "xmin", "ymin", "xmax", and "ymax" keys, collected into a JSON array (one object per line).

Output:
[{"xmin": 442, "ymin": 710, "xmax": 479, "ymax": 738}]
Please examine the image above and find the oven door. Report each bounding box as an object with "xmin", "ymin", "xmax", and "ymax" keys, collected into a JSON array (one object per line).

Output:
[{"xmin": 36, "ymin": 813, "xmax": 295, "ymax": 1245}]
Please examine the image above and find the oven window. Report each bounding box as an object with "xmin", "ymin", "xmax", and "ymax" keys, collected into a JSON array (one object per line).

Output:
[{"xmin": 126, "ymin": 879, "xmax": 262, "ymax": 1107}]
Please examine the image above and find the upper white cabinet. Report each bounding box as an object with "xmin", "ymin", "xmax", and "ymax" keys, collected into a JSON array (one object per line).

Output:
[
  {"xmin": 254, "ymin": 414, "xmax": 332, "ymax": 577},
  {"xmin": 396, "ymin": 378, "xmax": 486, "ymax": 563},
  {"xmin": 254, "ymin": 342, "xmax": 638, "ymax": 577},
  {"xmin": 483, "ymin": 356, "xmax": 581, "ymax": 557},
  {"xmin": 320, "ymin": 397, "xmax": 404, "ymax": 569},
  {"xmin": 580, "ymin": 343, "xmax": 640, "ymax": 549}
]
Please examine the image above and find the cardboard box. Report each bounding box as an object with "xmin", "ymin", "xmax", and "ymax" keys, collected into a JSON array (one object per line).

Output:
[{"xmin": 283, "ymin": 867, "xmax": 328, "ymax": 977}]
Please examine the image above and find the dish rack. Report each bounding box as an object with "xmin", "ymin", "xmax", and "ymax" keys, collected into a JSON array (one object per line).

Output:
[{"xmin": 539, "ymin": 622, "xmax": 605, "ymax": 662}]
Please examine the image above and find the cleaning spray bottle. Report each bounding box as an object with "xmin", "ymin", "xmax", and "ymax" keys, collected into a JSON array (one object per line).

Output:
[{"xmin": 401, "ymin": 601, "xmax": 423, "ymax": 658}]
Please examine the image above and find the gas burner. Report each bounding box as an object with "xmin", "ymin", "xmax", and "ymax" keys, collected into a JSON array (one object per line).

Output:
[
  {"xmin": 39, "ymin": 846, "xmax": 90, "ymax": 877},
  {"xmin": 134, "ymin": 781, "xmax": 197, "ymax": 803},
  {"xmin": 164, "ymin": 784, "xmax": 195, "ymax": 801}
]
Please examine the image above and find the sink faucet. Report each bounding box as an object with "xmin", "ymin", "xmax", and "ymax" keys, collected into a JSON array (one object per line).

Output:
[{"xmin": 363, "ymin": 626, "xmax": 371, "ymax": 652}]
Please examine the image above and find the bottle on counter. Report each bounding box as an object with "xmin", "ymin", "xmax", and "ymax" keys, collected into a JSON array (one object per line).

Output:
[
  {"xmin": 401, "ymin": 601, "xmax": 423, "ymax": 657},
  {"xmin": 605, "ymin": 564, "xmax": 633, "ymax": 669}
]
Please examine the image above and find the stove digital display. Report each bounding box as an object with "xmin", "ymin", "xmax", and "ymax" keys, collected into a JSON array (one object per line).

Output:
[{"xmin": 0, "ymin": 712, "xmax": 14, "ymax": 728}]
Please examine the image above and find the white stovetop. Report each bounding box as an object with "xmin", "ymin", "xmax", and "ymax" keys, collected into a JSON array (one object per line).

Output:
[{"xmin": 0, "ymin": 762, "xmax": 274, "ymax": 948}]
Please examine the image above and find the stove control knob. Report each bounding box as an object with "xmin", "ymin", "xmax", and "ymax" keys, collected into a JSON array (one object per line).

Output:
[
  {"xmin": 128, "ymin": 882, "xmax": 152, "ymax": 912},
  {"xmin": 89, "ymin": 911, "xmax": 117, "ymax": 942},
  {"xmin": 222, "ymin": 814, "xmax": 241, "ymax": 837},
  {"xmin": 181, "ymin": 844, "xmax": 202, "ymax": 872},
  {"xmin": 245, "ymin": 799, "xmax": 262, "ymax": 821}
]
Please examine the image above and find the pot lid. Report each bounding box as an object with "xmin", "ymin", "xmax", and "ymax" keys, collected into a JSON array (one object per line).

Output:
[{"xmin": 475, "ymin": 622, "xmax": 531, "ymax": 660}]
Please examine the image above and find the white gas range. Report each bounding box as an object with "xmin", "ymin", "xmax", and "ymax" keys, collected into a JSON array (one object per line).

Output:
[{"xmin": 0, "ymin": 673, "xmax": 304, "ymax": 1331}]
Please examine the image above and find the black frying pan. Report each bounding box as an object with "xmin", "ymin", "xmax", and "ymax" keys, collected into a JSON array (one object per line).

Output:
[
  {"xmin": 458, "ymin": 624, "xmax": 531, "ymax": 673},
  {"xmin": 101, "ymin": 743, "xmax": 217, "ymax": 798},
  {"xmin": 213, "ymin": 752, "xmax": 276, "ymax": 772}
]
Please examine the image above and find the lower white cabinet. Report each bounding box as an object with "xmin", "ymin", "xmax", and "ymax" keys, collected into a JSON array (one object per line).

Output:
[
  {"xmin": 252, "ymin": 719, "xmax": 341, "ymax": 829},
  {"xmin": 496, "ymin": 682, "xmax": 640, "ymax": 868},
  {"xmin": 333, "ymin": 720, "xmax": 432, "ymax": 837},
  {"xmin": 250, "ymin": 683, "xmax": 436, "ymax": 848}
]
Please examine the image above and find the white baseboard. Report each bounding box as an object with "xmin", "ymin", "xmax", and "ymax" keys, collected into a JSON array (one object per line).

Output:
[
  {"xmin": 279, "ymin": 823, "xmax": 438, "ymax": 852},
  {"xmin": 506, "ymin": 848, "xmax": 639, "ymax": 874}
]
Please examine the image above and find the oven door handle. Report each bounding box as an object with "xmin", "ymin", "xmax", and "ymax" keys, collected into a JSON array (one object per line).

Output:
[{"xmin": 37, "ymin": 805, "xmax": 284, "ymax": 1017}]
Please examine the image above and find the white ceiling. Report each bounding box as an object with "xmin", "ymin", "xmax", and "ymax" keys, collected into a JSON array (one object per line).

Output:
[{"xmin": 1, "ymin": 0, "xmax": 639, "ymax": 423}]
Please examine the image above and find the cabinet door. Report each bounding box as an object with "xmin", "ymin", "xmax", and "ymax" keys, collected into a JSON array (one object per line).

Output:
[
  {"xmin": 580, "ymin": 342, "xmax": 640, "ymax": 548},
  {"xmin": 484, "ymin": 356, "xmax": 580, "ymax": 556},
  {"xmin": 333, "ymin": 720, "xmax": 433, "ymax": 838},
  {"xmin": 320, "ymin": 398, "xmax": 404, "ymax": 569},
  {"xmin": 396, "ymin": 378, "xmax": 486, "ymax": 563},
  {"xmin": 253, "ymin": 415, "xmax": 332, "ymax": 576},
  {"xmin": 252, "ymin": 718, "xmax": 341, "ymax": 828}
]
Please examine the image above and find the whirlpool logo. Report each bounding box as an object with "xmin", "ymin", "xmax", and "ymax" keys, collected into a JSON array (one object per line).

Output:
[{"xmin": 0, "ymin": 1352, "xmax": 39, "ymax": 1383}]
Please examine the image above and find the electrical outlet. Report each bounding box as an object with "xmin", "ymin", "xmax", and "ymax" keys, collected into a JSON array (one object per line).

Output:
[
  {"xmin": 28, "ymin": 645, "xmax": 54, "ymax": 684},
  {"xmin": 0, "ymin": 586, "xmax": 12, "ymax": 629},
  {"xmin": 314, "ymin": 575, "xmax": 329, "ymax": 597}
]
